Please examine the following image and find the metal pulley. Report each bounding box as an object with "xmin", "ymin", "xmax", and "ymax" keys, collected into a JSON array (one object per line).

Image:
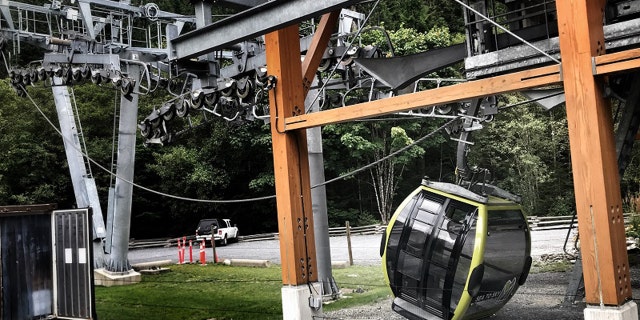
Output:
[{"xmin": 176, "ymin": 98, "xmax": 190, "ymax": 117}]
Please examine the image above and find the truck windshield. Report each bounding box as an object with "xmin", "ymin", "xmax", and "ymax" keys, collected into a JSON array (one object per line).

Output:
[{"xmin": 197, "ymin": 220, "xmax": 219, "ymax": 234}]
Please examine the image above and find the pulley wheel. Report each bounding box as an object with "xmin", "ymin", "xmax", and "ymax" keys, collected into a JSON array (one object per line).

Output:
[
  {"xmin": 176, "ymin": 99, "xmax": 190, "ymax": 117},
  {"xmin": 236, "ymin": 80, "xmax": 253, "ymax": 99},
  {"xmin": 162, "ymin": 104, "xmax": 176, "ymax": 121},
  {"xmin": 37, "ymin": 69, "xmax": 48, "ymax": 82},
  {"xmin": 139, "ymin": 121, "xmax": 153, "ymax": 139},
  {"xmin": 191, "ymin": 91, "xmax": 204, "ymax": 110},
  {"xmin": 204, "ymin": 92, "xmax": 219, "ymax": 107},
  {"xmin": 121, "ymin": 78, "xmax": 134, "ymax": 96}
]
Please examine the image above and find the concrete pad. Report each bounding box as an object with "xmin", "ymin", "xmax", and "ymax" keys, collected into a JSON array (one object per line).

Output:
[
  {"xmin": 282, "ymin": 283, "xmax": 323, "ymax": 320},
  {"xmin": 94, "ymin": 268, "xmax": 141, "ymax": 287},
  {"xmin": 584, "ymin": 301, "xmax": 638, "ymax": 320}
]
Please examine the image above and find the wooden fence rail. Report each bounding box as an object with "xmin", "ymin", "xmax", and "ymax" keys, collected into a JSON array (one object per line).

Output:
[{"xmin": 129, "ymin": 214, "xmax": 640, "ymax": 249}]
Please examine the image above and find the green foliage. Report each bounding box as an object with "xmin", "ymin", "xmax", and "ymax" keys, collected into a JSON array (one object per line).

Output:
[
  {"xmin": 368, "ymin": 0, "xmax": 464, "ymax": 34},
  {"xmin": 470, "ymin": 95, "xmax": 574, "ymax": 216},
  {"xmin": 150, "ymin": 146, "xmax": 228, "ymax": 195},
  {"xmin": 323, "ymin": 119, "xmax": 431, "ymax": 223},
  {"xmin": 327, "ymin": 206, "xmax": 377, "ymax": 228},
  {"xmin": 627, "ymin": 214, "xmax": 640, "ymax": 239},
  {"xmin": 361, "ymin": 24, "xmax": 458, "ymax": 56},
  {"xmin": 0, "ymin": 80, "xmax": 74, "ymax": 206},
  {"xmin": 622, "ymin": 143, "xmax": 640, "ymax": 197}
]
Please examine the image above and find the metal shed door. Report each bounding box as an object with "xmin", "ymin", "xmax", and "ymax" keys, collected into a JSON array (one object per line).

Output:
[{"xmin": 53, "ymin": 209, "xmax": 95, "ymax": 319}]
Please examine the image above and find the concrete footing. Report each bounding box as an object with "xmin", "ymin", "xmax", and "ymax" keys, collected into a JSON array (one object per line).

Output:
[
  {"xmin": 281, "ymin": 282, "xmax": 323, "ymax": 320},
  {"xmin": 131, "ymin": 259, "xmax": 173, "ymax": 271},
  {"xmin": 94, "ymin": 268, "xmax": 141, "ymax": 287},
  {"xmin": 584, "ymin": 301, "xmax": 639, "ymax": 320}
]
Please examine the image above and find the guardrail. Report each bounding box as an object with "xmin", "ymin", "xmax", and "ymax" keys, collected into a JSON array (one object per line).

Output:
[
  {"xmin": 527, "ymin": 213, "xmax": 638, "ymax": 231},
  {"xmin": 129, "ymin": 214, "xmax": 640, "ymax": 249},
  {"xmin": 128, "ymin": 224, "xmax": 386, "ymax": 249},
  {"xmin": 235, "ymin": 224, "xmax": 386, "ymax": 243},
  {"xmin": 527, "ymin": 215, "xmax": 577, "ymax": 231}
]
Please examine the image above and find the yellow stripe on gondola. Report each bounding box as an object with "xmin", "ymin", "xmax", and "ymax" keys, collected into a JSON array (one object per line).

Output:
[{"xmin": 452, "ymin": 205, "xmax": 486, "ymax": 320}]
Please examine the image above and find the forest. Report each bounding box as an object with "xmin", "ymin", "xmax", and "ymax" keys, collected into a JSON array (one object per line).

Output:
[{"xmin": 1, "ymin": 0, "xmax": 639, "ymax": 239}]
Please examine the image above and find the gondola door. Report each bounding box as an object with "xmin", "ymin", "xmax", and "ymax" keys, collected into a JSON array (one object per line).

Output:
[{"xmin": 383, "ymin": 187, "xmax": 486, "ymax": 320}]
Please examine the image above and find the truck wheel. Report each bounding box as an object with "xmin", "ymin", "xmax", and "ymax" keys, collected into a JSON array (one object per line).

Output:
[{"xmin": 221, "ymin": 235, "xmax": 228, "ymax": 246}]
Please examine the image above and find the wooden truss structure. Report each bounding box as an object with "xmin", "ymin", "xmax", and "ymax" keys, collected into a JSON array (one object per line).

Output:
[{"xmin": 265, "ymin": 0, "xmax": 637, "ymax": 308}]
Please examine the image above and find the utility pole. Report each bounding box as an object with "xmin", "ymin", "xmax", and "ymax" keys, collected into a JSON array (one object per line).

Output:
[{"xmin": 307, "ymin": 82, "xmax": 340, "ymax": 298}]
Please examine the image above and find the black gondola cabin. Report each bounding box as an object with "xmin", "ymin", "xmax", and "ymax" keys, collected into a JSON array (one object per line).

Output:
[{"xmin": 381, "ymin": 180, "xmax": 532, "ymax": 320}]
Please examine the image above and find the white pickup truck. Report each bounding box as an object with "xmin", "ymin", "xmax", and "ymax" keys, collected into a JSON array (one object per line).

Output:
[{"xmin": 195, "ymin": 218, "xmax": 239, "ymax": 246}]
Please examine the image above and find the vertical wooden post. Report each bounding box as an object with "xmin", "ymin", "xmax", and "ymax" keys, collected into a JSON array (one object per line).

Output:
[
  {"xmin": 265, "ymin": 25, "xmax": 318, "ymax": 286},
  {"xmin": 556, "ymin": 0, "xmax": 632, "ymax": 306},
  {"xmin": 301, "ymin": 11, "xmax": 340, "ymax": 94},
  {"xmin": 211, "ymin": 225, "xmax": 218, "ymax": 264},
  {"xmin": 346, "ymin": 221, "xmax": 353, "ymax": 266}
]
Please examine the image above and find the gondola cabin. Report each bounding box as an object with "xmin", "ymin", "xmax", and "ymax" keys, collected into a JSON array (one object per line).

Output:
[{"xmin": 381, "ymin": 180, "xmax": 531, "ymax": 320}]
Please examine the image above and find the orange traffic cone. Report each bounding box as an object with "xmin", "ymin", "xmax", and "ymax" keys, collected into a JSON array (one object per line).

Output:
[{"xmin": 199, "ymin": 241, "xmax": 206, "ymax": 265}]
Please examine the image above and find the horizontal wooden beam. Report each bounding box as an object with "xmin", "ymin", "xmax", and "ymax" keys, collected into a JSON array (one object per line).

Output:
[
  {"xmin": 284, "ymin": 64, "xmax": 562, "ymax": 130},
  {"xmin": 593, "ymin": 47, "xmax": 640, "ymax": 75}
]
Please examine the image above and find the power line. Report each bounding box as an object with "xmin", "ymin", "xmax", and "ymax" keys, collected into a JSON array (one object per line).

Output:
[{"xmin": 20, "ymin": 82, "xmax": 458, "ymax": 204}]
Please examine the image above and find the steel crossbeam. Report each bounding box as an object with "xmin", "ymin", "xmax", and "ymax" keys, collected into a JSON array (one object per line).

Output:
[{"xmin": 170, "ymin": 0, "xmax": 362, "ymax": 60}]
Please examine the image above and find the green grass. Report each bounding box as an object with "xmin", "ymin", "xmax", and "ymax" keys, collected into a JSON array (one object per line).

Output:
[
  {"xmin": 324, "ymin": 265, "xmax": 392, "ymax": 311},
  {"xmin": 530, "ymin": 259, "xmax": 573, "ymax": 273},
  {"xmin": 95, "ymin": 264, "xmax": 391, "ymax": 320}
]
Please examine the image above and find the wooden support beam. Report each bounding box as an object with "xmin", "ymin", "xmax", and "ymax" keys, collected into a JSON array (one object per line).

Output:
[
  {"xmin": 265, "ymin": 24, "xmax": 318, "ymax": 286},
  {"xmin": 557, "ymin": 0, "xmax": 632, "ymax": 306},
  {"xmin": 593, "ymin": 47, "xmax": 640, "ymax": 75},
  {"xmin": 301, "ymin": 11, "xmax": 339, "ymax": 95},
  {"xmin": 284, "ymin": 64, "xmax": 561, "ymax": 130}
]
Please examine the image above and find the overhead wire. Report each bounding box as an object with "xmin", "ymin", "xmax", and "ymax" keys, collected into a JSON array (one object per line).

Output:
[
  {"xmin": 453, "ymin": 0, "xmax": 560, "ymax": 64},
  {"xmin": 305, "ymin": 0, "xmax": 381, "ymax": 113},
  {"xmin": 18, "ymin": 81, "xmax": 458, "ymax": 204},
  {"xmin": 19, "ymin": 83, "xmax": 274, "ymax": 203},
  {"xmin": 9, "ymin": 1, "xmax": 554, "ymax": 206},
  {"xmin": 321, "ymin": 117, "xmax": 460, "ymax": 187}
]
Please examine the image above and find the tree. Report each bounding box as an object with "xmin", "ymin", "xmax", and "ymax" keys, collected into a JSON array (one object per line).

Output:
[
  {"xmin": 368, "ymin": 0, "xmax": 464, "ymax": 34},
  {"xmin": 320, "ymin": 23, "xmax": 462, "ymax": 224},
  {"xmin": 0, "ymin": 80, "xmax": 75, "ymax": 206},
  {"xmin": 469, "ymin": 96, "xmax": 574, "ymax": 216},
  {"xmin": 324, "ymin": 120, "xmax": 428, "ymax": 224}
]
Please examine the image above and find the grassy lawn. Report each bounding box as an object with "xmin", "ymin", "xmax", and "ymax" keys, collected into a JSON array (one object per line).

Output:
[{"xmin": 95, "ymin": 264, "xmax": 391, "ymax": 320}]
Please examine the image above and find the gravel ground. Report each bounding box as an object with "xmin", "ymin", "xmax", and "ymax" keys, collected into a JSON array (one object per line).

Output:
[{"xmin": 322, "ymin": 254, "xmax": 640, "ymax": 320}]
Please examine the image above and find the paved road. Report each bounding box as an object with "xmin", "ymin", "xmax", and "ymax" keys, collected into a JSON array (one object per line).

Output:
[{"xmin": 128, "ymin": 228, "xmax": 576, "ymax": 266}]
